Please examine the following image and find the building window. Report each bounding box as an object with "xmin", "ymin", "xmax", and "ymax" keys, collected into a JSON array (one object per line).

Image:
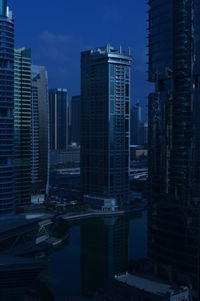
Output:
[{"xmin": 125, "ymin": 84, "xmax": 129, "ymax": 97}]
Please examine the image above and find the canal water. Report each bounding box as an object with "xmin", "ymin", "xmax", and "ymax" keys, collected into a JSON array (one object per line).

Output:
[{"xmin": 39, "ymin": 211, "xmax": 147, "ymax": 300}]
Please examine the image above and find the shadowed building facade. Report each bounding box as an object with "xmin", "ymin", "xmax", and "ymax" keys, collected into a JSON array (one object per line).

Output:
[
  {"xmin": 148, "ymin": 1, "xmax": 200, "ymax": 300},
  {"xmin": 14, "ymin": 48, "xmax": 31, "ymax": 206},
  {"xmin": 0, "ymin": 0, "xmax": 15, "ymax": 214},
  {"xmin": 81, "ymin": 45, "xmax": 131, "ymax": 208},
  {"xmin": 31, "ymin": 65, "xmax": 49, "ymax": 194},
  {"xmin": 80, "ymin": 216, "xmax": 129, "ymax": 295},
  {"xmin": 130, "ymin": 102, "xmax": 141, "ymax": 145},
  {"xmin": 49, "ymin": 88, "xmax": 68, "ymax": 151},
  {"xmin": 70, "ymin": 95, "xmax": 81, "ymax": 146}
]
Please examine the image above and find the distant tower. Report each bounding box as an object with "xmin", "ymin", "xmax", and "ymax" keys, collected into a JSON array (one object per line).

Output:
[
  {"xmin": 14, "ymin": 48, "xmax": 32, "ymax": 206},
  {"xmin": 70, "ymin": 96, "xmax": 81, "ymax": 146},
  {"xmin": 0, "ymin": 0, "xmax": 15, "ymax": 214},
  {"xmin": 81, "ymin": 45, "xmax": 132, "ymax": 207},
  {"xmin": 49, "ymin": 88, "xmax": 69, "ymax": 150},
  {"xmin": 31, "ymin": 65, "xmax": 49, "ymax": 194},
  {"xmin": 130, "ymin": 102, "xmax": 142, "ymax": 145},
  {"xmin": 139, "ymin": 121, "xmax": 148, "ymax": 146}
]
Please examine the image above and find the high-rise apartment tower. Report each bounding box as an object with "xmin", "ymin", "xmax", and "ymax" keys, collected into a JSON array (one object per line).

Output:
[
  {"xmin": 14, "ymin": 48, "xmax": 32, "ymax": 206},
  {"xmin": 31, "ymin": 65, "xmax": 49, "ymax": 194},
  {"xmin": 0, "ymin": 0, "xmax": 15, "ymax": 214},
  {"xmin": 81, "ymin": 45, "xmax": 131, "ymax": 208}
]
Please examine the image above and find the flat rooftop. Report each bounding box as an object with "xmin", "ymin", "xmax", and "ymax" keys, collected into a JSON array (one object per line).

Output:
[{"xmin": 115, "ymin": 273, "xmax": 188, "ymax": 297}]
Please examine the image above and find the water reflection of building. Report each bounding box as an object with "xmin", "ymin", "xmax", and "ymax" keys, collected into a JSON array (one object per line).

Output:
[
  {"xmin": 0, "ymin": 254, "xmax": 45, "ymax": 301},
  {"xmin": 148, "ymin": 1, "xmax": 200, "ymax": 300},
  {"xmin": 80, "ymin": 216, "xmax": 129, "ymax": 296}
]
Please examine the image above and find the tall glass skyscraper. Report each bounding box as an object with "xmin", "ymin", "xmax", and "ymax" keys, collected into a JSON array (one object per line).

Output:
[
  {"xmin": 81, "ymin": 45, "xmax": 131, "ymax": 208},
  {"xmin": 14, "ymin": 48, "xmax": 32, "ymax": 206},
  {"xmin": 31, "ymin": 65, "xmax": 49, "ymax": 194},
  {"xmin": 148, "ymin": 1, "xmax": 200, "ymax": 299},
  {"xmin": 49, "ymin": 88, "xmax": 68, "ymax": 151},
  {"xmin": 0, "ymin": 0, "xmax": 15, "ymax": 214}
]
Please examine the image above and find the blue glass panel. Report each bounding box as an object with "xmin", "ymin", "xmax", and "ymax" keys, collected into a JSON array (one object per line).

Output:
[{"xmin": 0, "ymin": 0, "xmax": 7, "ymax": 16}]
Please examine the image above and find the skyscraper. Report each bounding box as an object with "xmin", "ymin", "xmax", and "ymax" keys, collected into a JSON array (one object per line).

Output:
[
  {"xmin": 49, "ymin": 88, "xmax": 68, "ymax": 151},
  {"xmin": 81, "ymin": 45, "xmax": 131, "ymax": 208},
  {"xmin": 130, "ymin": 102, "xmax": 141, "ymax": 145},
  {"xmin": 14, "ymin": 48, "xmax": 32, "ymax": 206},
  {"xmin": 70, "ymin": 95, "xmax": 81, "ymax": 146},
  {"xmin": 148, "ymin": 1, "xmax": 200, "ymax": 299},
  {"xmin": 0, "ymin": 0, "xmax": 15, "ymax": 214},
  {"xmin": 31, "ymin": 65, "xmax": 49, "ymax": 194}
]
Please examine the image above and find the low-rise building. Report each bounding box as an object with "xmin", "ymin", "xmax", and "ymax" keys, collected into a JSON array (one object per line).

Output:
[{"xmin": 108, "ymin": 273, "xmax": 189, "ymax": 301}]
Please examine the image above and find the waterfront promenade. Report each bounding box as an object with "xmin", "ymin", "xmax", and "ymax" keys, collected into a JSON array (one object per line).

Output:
[{"xmin": 61, "ymin": 210, "xmax": 125, "ymax": 221}]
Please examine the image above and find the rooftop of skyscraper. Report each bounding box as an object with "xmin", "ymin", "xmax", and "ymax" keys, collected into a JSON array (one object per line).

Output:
[
  {"xmin": 0, "ymin": 0, "xmax": 13, "ymax": 21},
  {"xmin": 83, "ymin": 44, "xmax": 131, "ymax": 57},
  {"xmin": 49, "ymin": 88, "xmax": 67, "ymax": 93}
]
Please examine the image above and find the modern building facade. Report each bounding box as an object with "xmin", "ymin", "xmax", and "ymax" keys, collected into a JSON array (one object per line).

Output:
[
  {"xmin": 0, "ymin": 0, "xmax": 15, "ymax": 214},
  {"xmin": 70, "ymin": 95, "xmax": 81, "ymax": 146},
  {"xmin": 81, "ymin": 45, "xmax": 131, "ymax": 207},
  {"xmin": 49, "ymin": 88, "xmax": 68, "ymax": 151},
  {"xmin": 148, "ymin": 1, "xmax": 200, "ymax": 300},
  {"xmin": 31, "ymin": 65, "xmax": 49, "ymax": 194},
  {"xmin": 14, "ymin": 48, "xmax": 31, "ymax": 206},
  {"xmin": 130, "ymin": 102, "xmax": 141, "ymax": 145}
]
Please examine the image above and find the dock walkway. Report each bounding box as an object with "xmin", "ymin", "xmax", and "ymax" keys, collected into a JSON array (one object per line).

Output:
[{"xmin": 61, "ymin": 210, "xmax": 125, "ymax": 221}]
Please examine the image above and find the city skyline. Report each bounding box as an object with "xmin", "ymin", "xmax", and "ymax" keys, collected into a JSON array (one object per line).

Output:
[
  {"xmin": 0, "ymin": 0, "xmax": 198, "ymax": 300},
  {"xmin": 9, "ymin": 0, "xmax": 152, "ymax": 117}
]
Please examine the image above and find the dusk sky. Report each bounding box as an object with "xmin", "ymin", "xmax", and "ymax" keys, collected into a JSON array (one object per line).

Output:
[{"xmin": 10, "ymin": 0, "xmax": 152, "ymax": 119}]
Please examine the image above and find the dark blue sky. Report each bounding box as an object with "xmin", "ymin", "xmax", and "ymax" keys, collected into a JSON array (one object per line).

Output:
[{"xmin": 10, "ymin": 0, "xmax": 152, "ymax": 119}]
